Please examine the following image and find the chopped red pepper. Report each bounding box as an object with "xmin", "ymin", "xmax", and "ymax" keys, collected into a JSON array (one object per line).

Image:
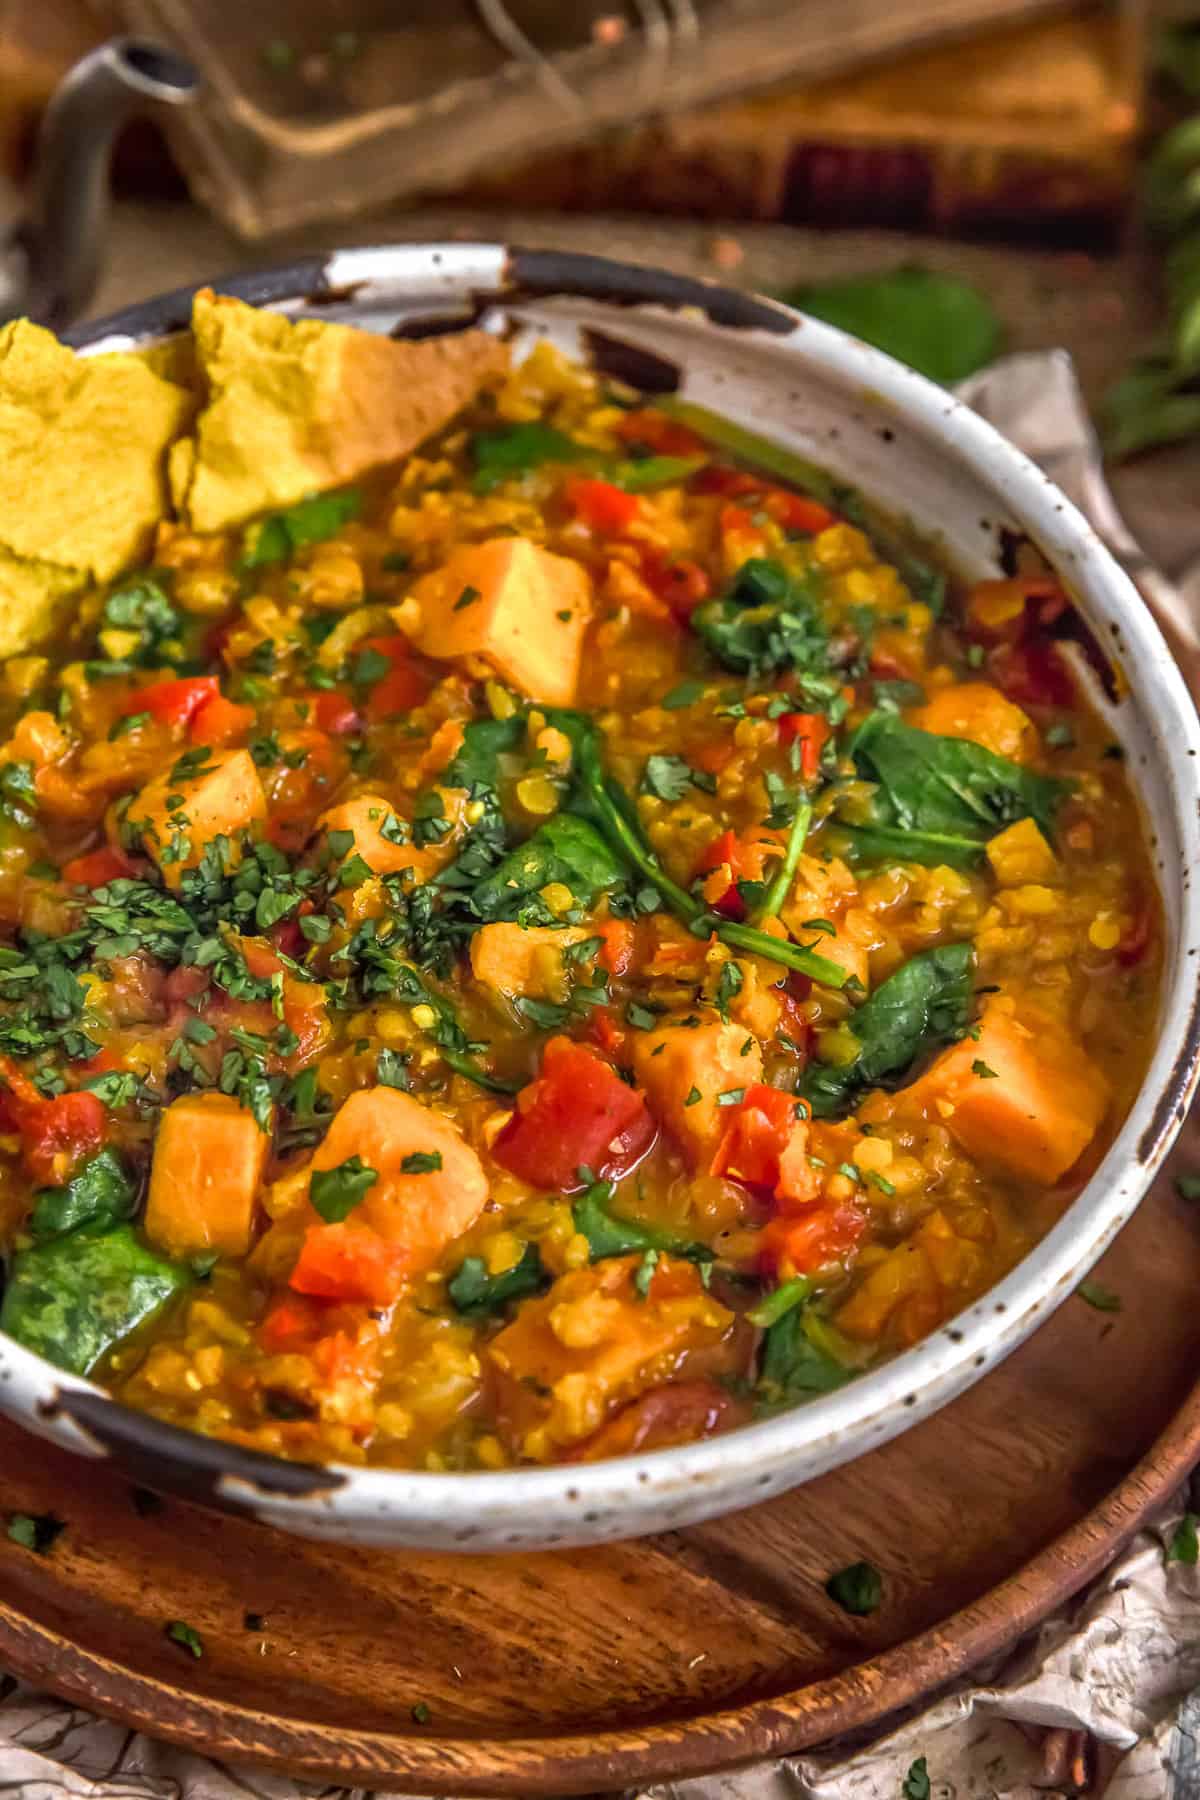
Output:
[
  {"xmin": 493, "ymin": 1037, "xmax": 654, "ymax": 1190},
  {"xmin": 313, "ymin": 691, "xmax": 364, "ymax": 736},
  {"xmin": 693, "ymin": 827, "xmax": 779, "ymax": 921},
  {"xmin": 122, "ymin": 676, "xmax": 219, "ymax": 729},
  {"xmin": 762, "ymin": 490, "xmax": 836, "ymax": 534},
  {"xmin": 190, "ymin": 692, "xmax": 256, "ymax": 746},
  {"xmin": 565, "ymin": 475, "xmax": 640, "ymax": 535},
  {"xmin": 615, "ymin": 409, "xmax": 707, "ymax": 456},
  {"xmin": 637, "ymin": 547, "xmax": 711, "ymax": 618},
  {"xmin": 779, "ymin": 711, "xmax": 831, "ymax": 779},
  {"xmin": 596, "ymin": 918, "xmax": 636, "ymax": 977},
  {"xmin": 988, "ymin": 640, "xmax": 1075, "ymax": 709},
  {"xmin": 60, "ymin": 845, "xmax": 133, "ymax": 886},
  {"xmin": 1117, "ymin": 897, "xmax": 1154, "ymax": 968},
  {"xmin": 290, "ymin": 1222, "xmax": 405, "ymax": 1306}
]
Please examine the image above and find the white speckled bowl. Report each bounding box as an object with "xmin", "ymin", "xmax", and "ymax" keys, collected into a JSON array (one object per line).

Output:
[{"xmin": 1, "ymin": 243, "xmax": 1198, "ymax": 1549}]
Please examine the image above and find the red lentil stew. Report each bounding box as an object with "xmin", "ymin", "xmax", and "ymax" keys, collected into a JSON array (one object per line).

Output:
[{"xmin": 0, "ymin": 303, "xmax": 1160, "ymax": 1471}]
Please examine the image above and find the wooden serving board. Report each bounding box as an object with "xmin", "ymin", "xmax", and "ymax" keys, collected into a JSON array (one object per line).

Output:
[{"xmin": 1, "ymin": 1125, "xmax": 1198, "ymax": 1797}]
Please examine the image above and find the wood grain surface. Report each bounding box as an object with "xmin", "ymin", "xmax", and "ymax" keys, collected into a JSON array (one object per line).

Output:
[{"xmin": 0, "ymin": 1123, "xmax": 1197, "ymax": 1795}]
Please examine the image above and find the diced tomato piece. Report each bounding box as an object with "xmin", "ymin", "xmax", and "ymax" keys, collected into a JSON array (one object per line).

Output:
[
  {"xmin": 123, "ymin": 676, "xmax": 219, "ymax": 729},
  {"xmin": 989, "ymin": 639, "xmax": 1074, "ymax": 708},
  {"xmin": 711, "ymin": 1083, "xmax": 797, "ymax": 1188},
  {"xmin": 235, "ymin": 937, "xmax": 328, "ymax": 1066},
  {"xmin": 615, "ymin": 409, "xmax": 707, "ymax": 456},
  {"xmin": 290, "ymin": 1222, "xmax": 405, "ymax": 1306},
  {"xmin": 313, "ymin": 690, "xmax": 364, "ymax": 735},
  {"xmin": 493, "ymin": 1037, "xmax": 655, "ymax": 1190},
  {"xmin": 762, "ymin": 490, "xmax": 836, "ymax": 534},
  {"xmin": 597, "ymin": 919, "xmax": 635, "ymax": 977},
  {"xmin": 779, "ymin": 711, "xmax": 831, "ymax": 779},
  {"xmin": 358, "ymin": 635, "xmax": 430, "ymax": 723},
  {"xmin": 190, "ymin": 692, "xmax": 256, "ymax": 746},
  {"xmin": 60, "ymin": 845, "xmax": 133, "ymax": 886},
  {"xmin": 258, "ymin": 1293, "xmax": 328, "ymax": 1354},
  {"xmin": 565, "ymin": 475, "xmax": 640, "ymax": 535},
  {"xmin": 690, "ymin": 465, "xmax": 762, "ymax": 499},
  {"xmin": 7, "ymin": 1087, "xmax": 107, "ymax": 1185},
  {"xmin": 760, "ymin": 1202, "xmax": 868, "ymax": 1276},
  {"xmin": 638, "ymin": 548, "xmax": 711, "ymax": 618},
  {"xmin": 310, "ymin": 1329, "xmax": 379, "ymax": 1390}
]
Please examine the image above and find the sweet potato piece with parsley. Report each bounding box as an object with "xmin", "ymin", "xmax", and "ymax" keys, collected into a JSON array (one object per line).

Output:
[
  {"xmin": 913, "ymin": 681, "xmax": 1037, "ymax": 764},
  {"xmin": 486, "ymin": 1253, "xmax": 735, "ymax": 1457},
  {"xmin": 632, "ymin": 1018, "xmax": 764, "ymax": 1169},
  {"xmin": 144, "ymin": 1091, "xmax": 269, "ymax": 1259},
  {"xmin": 896, "ymin": 996, "xmax": 1110, "ymax": 1183},
  {"xmin": 318, "ymin": 788, "xmax": 467, "ymax": 884},
  {"xmin": 130, "ymin": 747, "xmax": 266, "ymax": 888},
  {"xmin": 469, "ymin": 922, "xmax": 592, "ymax": 1004},
  {"xmin": 407, "ymin": 537, "xmax": 592, "ymax": 706},
  {"xmin": 309, "ymin": 1087, "xmax": 488, "ymax": 1273}
]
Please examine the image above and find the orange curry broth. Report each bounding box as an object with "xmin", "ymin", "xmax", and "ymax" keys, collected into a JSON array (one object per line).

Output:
[{"xmin": 0, "ymin": 345, "xmax": 1160, "ymax": 1471}]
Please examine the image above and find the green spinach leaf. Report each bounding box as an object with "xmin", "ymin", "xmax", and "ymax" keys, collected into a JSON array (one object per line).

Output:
[
  {"xmin": 797, "ymin": 941, "xmax": 974, "ymax": 1118},
  {"xmin": 29, "ymin": 1149, "xmax": 137, "ymax": 1243},
  {"xmin": 240, "ymin": 489, "xmax": 362, "ymax": 568},
  {"xmin": 757, "ymin": 1302, "xmax": 853, "ymax": 1407},
  {"xmin": 470, "ymin": 816, "xmax": 625, "ymax": 920},
  {"xmin": 844, "ymin": 713, "xmax": 1070, "ymax": 867},
  {"xmin": 0, "ymin": 1225, "xmax": 189, "ymax": 1375}
]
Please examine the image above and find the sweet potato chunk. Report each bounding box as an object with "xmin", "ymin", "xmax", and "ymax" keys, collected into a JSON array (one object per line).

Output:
[
  {"xmin": 487, "ymin": 1254, "xmax": 735, "ymax": 1456},
  {"xmin": 470, "ymin": 923, "xmax": 592, "ymax": 1004},
  {"xmin": 632, "ymin": 1019, "xmax": 764, "ymax": 1168},
  {"xmin": 310, "ymin": 1087, "xmax": 488, "ymax": 1273},
  {"xmin": 130, "ymin": 747, "xmax": 266, "ymax": 888},
  {"xmin": 407, "ymin": 537, "xmax": 592, "ymax": 705},
  {"xmin": 987, "ymin": 817, "xmax": 1059, "ymax": 886},
  {"xmin": 900, "ymin": 995, "xmax": 1109, "ymax": 1183},
  {"xmin": 913, "ymin": 681, "xmax": 1036, "ymax": 763},
  {"xmin": 144, "ymin": 1091, "xmax": 268, "ymax": 1259},
  {"xmin": 318, "ymin": 787, "xmax": 467, "ymax": 885}
]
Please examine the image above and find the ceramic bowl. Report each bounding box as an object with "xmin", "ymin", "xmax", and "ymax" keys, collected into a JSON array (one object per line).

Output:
[{"xmin": 2, "ymin": 244, "xmax": 1198, "ymax": 1548}]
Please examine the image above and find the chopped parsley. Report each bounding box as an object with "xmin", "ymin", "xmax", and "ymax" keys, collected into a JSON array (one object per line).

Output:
[
  {"xmin": 310, "ymin": 1156, "xmax": 378, "ymax": 1222},
  {"xmin": 824, "ymin": 1559, "xmax": 882, "ymax": 1615}
]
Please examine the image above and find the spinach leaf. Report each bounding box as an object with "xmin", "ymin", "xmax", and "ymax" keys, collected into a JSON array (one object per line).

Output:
[
  {"xmin": 470, "ymin": 423, "xmax": 587, "ymax": 493},
  {"xmin": 447, "ymin": 1242, "xmax": 548, "ymax": 1317},
  {"xmin": 691, "ymin": 557, "xmax": 830, "ymax": 679},
  {"xmin": 797, "ymin": 941, "xmax": 974, "ymax": 1118},
  {"xmin": 757, "ymin": 1301, "xmax": 854, "ymax": 1408},
  {"xmin": 29, "ymin": 1149, "xmax": 137, "ymax": 1243},
  {"xmin": 572, "ymin": 1181, "xmax": 713, "ymax": 1267},
  {"xmin": 470, "ymin": 816, "xmax": 625, "ymax": 920},
  {"xmin": 0, "ymin": 1226, "xmax": 189, "ymax": 1375},
  {"xmin": 844, "ymin": 713, "xmax": 1070, "ymax": 866},
  {"xmin": 240, "ymin": 489, "xmax": 362, "ymax": 568},
  {"xmin": 310, "ymin": 1155, "xmax": 378, "ymax": 1222},
  {"xmin": 543, "ymin": 708, "xmax": 849, "ymax": 989}
]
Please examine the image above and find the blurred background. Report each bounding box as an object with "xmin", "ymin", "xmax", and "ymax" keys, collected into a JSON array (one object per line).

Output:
[{"xmin": 4, "ymin": 0, "xmax": 1200, "ymax": 568}]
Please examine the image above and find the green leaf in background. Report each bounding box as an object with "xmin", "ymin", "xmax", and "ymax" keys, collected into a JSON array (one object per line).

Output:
[{"xmin": 778, "ymin": 268, "xmax": 1002, "ymax": 386}]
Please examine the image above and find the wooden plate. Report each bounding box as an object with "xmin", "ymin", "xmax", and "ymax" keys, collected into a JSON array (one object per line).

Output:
[{"xmin": 1, "ymin": 1124, "xmax": 1198, "ymax": 1797}]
